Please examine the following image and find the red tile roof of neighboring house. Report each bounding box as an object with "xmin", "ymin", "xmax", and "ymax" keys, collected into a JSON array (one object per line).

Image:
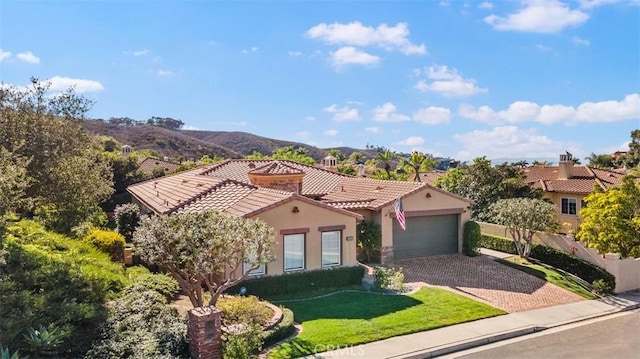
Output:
[
  {"xmin": 418, "ymin": 170, "xmax": 448, "ymax": 185},
  {"xmin": 523, "ymin": 165, "xmax": 624, "ymax": 194},
  {"xmin": 137, "ymin": 157, "xmax": 181, "ymax": 173}
]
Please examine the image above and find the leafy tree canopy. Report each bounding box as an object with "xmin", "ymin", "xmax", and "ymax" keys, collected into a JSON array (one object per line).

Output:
[
  {"xmin": 398, "ymin": 151, "xmax": 436, "ymax": 182},
  {"xmin": 577, "ymin": 176, "xmax": 640, "ymax": 258},
  {"xmin": 133, "ymin": 210, "xmax": 276, "ymax": 307}
]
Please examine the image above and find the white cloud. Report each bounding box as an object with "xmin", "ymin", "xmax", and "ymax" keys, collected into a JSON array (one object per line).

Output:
[
  {"xmin": 454, "ymin": 126, "xmax": 562, "ymax": 161},
  {"xmin": 413, "ymin": 106, "xmax": 452, "ymax": 124},
  {"xmin": 324, "ymin": 129, "xmax": 339, "ymax": 136},
  {"xmin": 365, "ymin": 127, "xmax": 381, "ymax": 133},
  {"xmin": 331, "ymin": 47, "xmax": 380, "ymax": 67},
  {"xmin": 458, "ymin": 93, "xmax": 640, "ymax": 125},
  {"xmin": 16, "ymin": 51, "xmax": 40, "ymax": 64},
  {"xmin": 133, "ymin": 49, "xmax": 150, "ymax": 56},
  {"xmin": 158, "ymin": 70, "xmax": 175, "ymax": 76},
  {"xmin": 182, "ymin": 125, "xmax": 200, "ymax": 130},
  {"xmin": 0, "ymin": 49, "xmax": 11, "ymax": 62},
  {"xmin": 288, "ymin": 51, "xmax": 303, "ymax": 57},
  {"xmin": 397, "ymin": 136, "xmax": 425, "ymax": 146},
  {"xmin": 479, "ymin": 1, "xmax": 494, "ymax": 9},
  {"xmin": 415, "ymin": 65, "xmax": 487, "ymax": 97},
  {"xmin": 484, "ymin": 0, "xmax": 589, "ymax": 34},
  {"xmin": 48, "ymin": 76, "xmax": 104, "ymax": 93},
  {"xmin": 537, "ymin": 44, "xmax": 551, "ymax": 51},
  {"xmin": 579, "ymin": 0, "xmax": 619, "ymax": 9},
  {"xmin": 373, "ymin": 102, "xmax": 410, "ymax": 123},
  {"xmin": 306, "ymin": 21, "xmax": 426, "ymax": 55},
  {"xmin": 242, "ymin": 47, "xmax": 259, "ymax": 55},
  {"xmin": 572, "ymin": 36, "xmax": 590, "ymax": 46},
  {"xmin": 231, "ymin": 121, "xmax": 247, "ymax": 126},
  {"xmin": 323, "ymin": 104, "xmax": 360, "ymax": 122},
  {"xmin": 305, "ymin": 116, "xmax": 315, "ymax": 122},
  {"xmin": 296, "ymin": 131, "xmax": 311, "ymax": 138}
]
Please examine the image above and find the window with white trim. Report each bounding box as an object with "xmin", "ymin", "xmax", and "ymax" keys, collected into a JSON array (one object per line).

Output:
[
  {"xmin": 284, "ymin": 233, "xmax": 305, "ymax": 271},
  {"xmin": 243, "ymin": 249, "xmax": 265, "ymax": 276},
  {"xmin": 561, "ymin": 198, "xmax": 577, "ymax": 215},
  {"xmin": 321, "ymin": 231, "xmax": 341, "ymax": 267}
]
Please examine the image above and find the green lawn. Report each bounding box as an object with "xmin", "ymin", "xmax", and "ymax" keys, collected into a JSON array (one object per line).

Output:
[
  {"xmin": 497, "ymin": 257, "xmax": 597, "ymax": 299},
  {"xmin": 267, "ymin": 287, "xmax": 506, "ymax": 358}
]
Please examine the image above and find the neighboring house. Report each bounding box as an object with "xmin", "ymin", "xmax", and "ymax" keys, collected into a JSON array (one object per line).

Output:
[
  {"xmin": 523, "ymin": 151, "xmax": 624, "ymax": 233},
  {"xmin": 137, "ymin": 157, "xmax": 181, "ymax": 174},
  {"xmin": 418, "ymin": 170, "xmax": 448, "ymax": 185},
  {"xmin": 127, "ymin": 159, "xmax": 472, "ymax": 277}
]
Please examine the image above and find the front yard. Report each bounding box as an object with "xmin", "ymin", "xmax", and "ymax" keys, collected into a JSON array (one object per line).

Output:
[{"xmin": 267, "ymin": 287, "xmax": 506, "ymax": 358}]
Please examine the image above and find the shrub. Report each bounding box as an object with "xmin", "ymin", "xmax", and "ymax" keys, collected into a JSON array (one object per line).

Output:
[
  {"xmin": 114, "ymin": 203, "xmax": 140, "ymax": 243},
  {"xmin": 84, "ymin": 229, "xmax": 125, "ymax": 262},
  {"xmin": 87, "ymin": 288, "xmax": 188, "ymax": 358},
  {"xmin": 592, "ymin": 279, "xmax": 614, "ymax": 295},
  {"xmin": 222, "ymin": 324, "xmax": 263, "ymax": 359},
  {"xmin": 480, "ymin": 234, "xmax": 518, "ymax": 254},
  {"xmin": 127, "ymin": 273, "xmax": 180, "ymax": 301},
  {"xmin": 262, "ymin": 307, "xmax": 295, "ymax": 348},
  {"xmin": 529, "ymin": 245, "xmax": 616, "ymax": 290},
  {"xmin": 218, "ymin": 295, "xmax": 273, "ymax": 327},
  {"xmin": 0, "ymin": 220, "xmax": 128, "ymax": 356},
  {"xmin": 357, "ymin": 220, "xmax": 382, "ymax": 263},
  {"xmin": 0, "ymin": 345, "xmax": 23, "ymax": 359},
  {"xmin": 481, "ymin": 232, "xmax": 616, "ymax": 291},
  {"xmin": 227, "ymin": 266, "xmax": 365, "ymax": 298},
  {"xmin": 462, "ymin": 221, "xmax": 482, "ymax": 256},
  {"xmin": 374, "ymin": 266, "xmax": 404, "ymax": 292},
  {"xmin": 23, "ymin": 325, "xmax": 65, "ymax": 356}
]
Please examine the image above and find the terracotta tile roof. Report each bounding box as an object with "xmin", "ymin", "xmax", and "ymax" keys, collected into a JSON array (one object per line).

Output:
[
  {"xmin": 249, "ymin": 162, "xmax": 304, "ymax": 175},
  {"xmin": 418, "ymin": 170, "xmax": 448, "ymax": 185},
  {"xmin": 128, "ymin": 164, "xmax": 362, "ymax": 219},
  {"xmin": 137, "ymin": 157, "xmax": 181, "ymax": 173},
  {"xmin": 199, "ymin": 159, "xmax": 349, "ymax": 196},
  {"xmin": 523, "ymin": 165, "xmax": 624, "ymax": 194}
]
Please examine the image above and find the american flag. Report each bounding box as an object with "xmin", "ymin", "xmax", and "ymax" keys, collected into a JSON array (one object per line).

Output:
[{"xmin": 394, "ymin": 197, "xmax": 406, "ymax": 231}]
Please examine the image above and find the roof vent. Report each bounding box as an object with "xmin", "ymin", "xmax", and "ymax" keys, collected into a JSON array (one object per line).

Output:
[{"xmin": 248, "ymin": 163, "xmax": 256, "ymax": 169}]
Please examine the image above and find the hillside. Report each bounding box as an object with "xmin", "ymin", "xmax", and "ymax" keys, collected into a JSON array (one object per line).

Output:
[{"xmin": 81, "ymin": 120, "xmax": 377, "ymax": 161}]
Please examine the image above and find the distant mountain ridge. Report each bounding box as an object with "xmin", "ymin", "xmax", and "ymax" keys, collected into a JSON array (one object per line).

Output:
[{"xmin": 81, "ymin": 120, "xmax": 377, "ymax": 161}]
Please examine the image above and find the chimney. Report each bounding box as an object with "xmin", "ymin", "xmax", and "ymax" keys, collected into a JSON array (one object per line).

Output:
[
  {"xmin": 558, "ymin": 151, "xmax": 573, "ymax": 179},
  {"xmin": 122, "ymin": 145, "xmax": 132, "ymax": 157},
  {"xmin": 357, "ymin": 163, "xmax": 365, "ymax": 177}
]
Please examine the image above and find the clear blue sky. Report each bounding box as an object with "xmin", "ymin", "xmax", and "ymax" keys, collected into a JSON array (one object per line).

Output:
[{"xmin": 1, "ymin": 0, "xmax": 638, "ymax": 162}]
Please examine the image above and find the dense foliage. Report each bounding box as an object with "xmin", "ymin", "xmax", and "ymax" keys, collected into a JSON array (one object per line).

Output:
[
  {"xmin": 0, "ymin": 79, "xmax": 114, "ymax": 233},
  {"xmin": 356, "ymin": 220, "xmax": 382, "ymax": 263},
  {"xmin": 0, "ymin": 220, "xmax": 128, "ymax": 356},
  {"xmin": 434, "ymin": 157, "xmax": 542, "ymax": 221},
  {"xmin": 87, "ymin": 284, "xmax": 188, "ymax": 358},
  {"xmin": 134, "ymin": 210, "xmax": 276, "ymax": 307},
  {"xmin": 113, "ymin": 203, "xmax": 141, "ymax": 242},
  {"xmin": 462, "ymin": 220, "xmax": 482, "ymax": 256},
  {"xmin": 84, "ymin": 228, "xmax": 125, "ymax": 262},
  {"xmin": 227, "ymin": 266, "xmax": 365, "ymax": 297},
  {"xmin": 577, "ymin": 175, "xmax": 640, "ymax": 258}
]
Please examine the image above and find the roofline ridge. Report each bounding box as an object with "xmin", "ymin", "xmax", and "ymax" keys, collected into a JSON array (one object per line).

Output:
[{"xmin": 166, "ymin": 178, "xmax": 256, "ymax": 214}]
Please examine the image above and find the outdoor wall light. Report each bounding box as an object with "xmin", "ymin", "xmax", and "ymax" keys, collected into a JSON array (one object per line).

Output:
[
  {"xmin": 426, "ymin": 192, "xmax": 432, "ymax": 198},
  {"xmin": 292, "ymin": 206, "xmax": 300, "ymax": 213}
]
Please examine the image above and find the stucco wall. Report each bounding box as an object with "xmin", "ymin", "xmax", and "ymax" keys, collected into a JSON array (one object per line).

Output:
[
  {"xmin": 543, "ymin": 192, "xmax": 587, "ymax": 233},
  {"xmin": 250, "ymin": 198, "xmax": 359, "ymax": 276}
]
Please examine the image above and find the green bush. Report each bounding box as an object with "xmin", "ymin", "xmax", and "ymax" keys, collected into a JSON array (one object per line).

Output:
[
  {"xmin": 480, "ymin": 234, "xmax": 518, "ymax": 254},
  {"xmin": 114, "ymin": 203, "xmax": 140, "ymax": 243},
  {"xmin": 592, "ymin": 279, "xmax": 614, "ymax": 295},
  {"xmin": 127, "ymin": 273, "xmax": 180, "ymax": 301},
  {"xmin": 222, "ymin": 324, "xmax": 263, "ymax": 359},
  {"xmin": 84, "ymin": 229, "xmax": 125, "ymax": 262},
  {"xmin": 87, "ymin": 288, "xmax": 188, "ymax": 358},
  {"xmin": 462, "ymin": 221, "xmax": 482, "ymax": 256},
  {"xmin": 0, "ymin": 220, "xmax": 128, "ymax": 356},
  {"xmin": 481, "ymin": 233, "xmax": 616, "ymax": 291},
  {"xmin": 262, "ymin": 307, "xmax": 295, "ymax": 348},
  {"xmin": 529, "ymin": 245, "xmax": 616, "ymax": 290},
  {"xmin": 227, "ymin": 266, "xmax": 365, "ymax": 298},
  {"xmin": 374, "ymin": 266, "xmax": 405, "ymax": 292},
  {"xmin": 218, "ymin": 295, "xmax": 273, "ymax": 327}
]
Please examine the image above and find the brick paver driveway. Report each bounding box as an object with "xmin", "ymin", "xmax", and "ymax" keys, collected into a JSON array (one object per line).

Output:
[{"xmin": 393, "ymin": 254, "xmax": 585, "ymax": 312}]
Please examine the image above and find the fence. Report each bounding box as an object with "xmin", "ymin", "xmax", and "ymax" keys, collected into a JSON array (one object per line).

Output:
[{"xmin": 478, "ymin": 222, "xmax": 640, "ymax": 293}]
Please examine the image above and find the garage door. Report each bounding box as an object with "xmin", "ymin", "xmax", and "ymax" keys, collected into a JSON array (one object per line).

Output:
[{"xmin": 393, "ymin": 214, "xmax": 459, "ymax": 260}]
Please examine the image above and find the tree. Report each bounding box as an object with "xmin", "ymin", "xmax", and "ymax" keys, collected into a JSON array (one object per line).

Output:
[
  {"xmin": 147, "ymin": 116, "xmax": 184, "ymax": 130},
  {"xmin": 271, "ymin": 146, "xmax": 315, "ymax": 165},
  {"xmin": 133, "ymin": 210, "xmax": 276, "ymax": 307},
  {"xmin": 326, "ymin": 149, "xmax": 345, "ymax": 162},
  {"xmin": 356, "ymin": 220, "xmax": 381, "ymax": 263},
  {"xmin": 618, "ymin": 130, "xmax": 640, "ymax": 169},
  {"xmin": 348, "ymin": 151, "xmax": 366, "ymax": 164},
  {"xmin": 0, "ymin": 78, "xmax": 114, "ymax": 233},
  {"xmin": 376, "ymin": 149, "xmax": 396, "ymax": 179},
  {"xmin": 489, "ymin": 198, "xmax": 558, "ymax": 258},
  {"xmin": 577, "ymin": 176, "xmax": 640, "ymax": 258},
  {"xmin": 0, "ymin": 148, "xmax": 30, "ymax": 239},
  {"xmin": 586, "ymin": 152, "xmax": 614, "ymax": 168},
  {"xmin": 399, "ymin": 151, "xmax": 436, "ymax": 182}
]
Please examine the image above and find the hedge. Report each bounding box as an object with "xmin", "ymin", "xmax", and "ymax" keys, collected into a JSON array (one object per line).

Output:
[
  {"xmin": 480, "ymin": 234, "xmax": 615, "ymax": 289},
  {"xmin": 83, "ymin": 229, "xmax": 125, "ymax": 262},
  {"xmin": 262, "ymin": 308, "xmax": 295, "ymax": 348},
  {"xmin": 227, "ymin": 266, "xmax": 365, "ymax": 298}
]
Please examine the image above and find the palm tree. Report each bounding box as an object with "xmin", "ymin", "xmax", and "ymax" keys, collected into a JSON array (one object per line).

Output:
[
  {"xmin": 376, "ymin": 149, "xmax": 395, "ymax": 179},
  {"xmin": 400, "ymin": 151, "xmax": 433, "ymax": 182},
  {"xmin": 585, "ymin": 153, "xmax": 613, "ymax": 168}
]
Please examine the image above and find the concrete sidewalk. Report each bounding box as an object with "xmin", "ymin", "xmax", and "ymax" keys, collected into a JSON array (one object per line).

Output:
[{"xmin": 307, "ymin": 291, "xmax": 640, "ymax": 358}]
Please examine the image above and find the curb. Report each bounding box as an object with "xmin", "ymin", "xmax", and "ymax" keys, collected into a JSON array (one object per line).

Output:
[{"xmin": 392, "ymin": 302, "xmax": 640, "ymax": 359}]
